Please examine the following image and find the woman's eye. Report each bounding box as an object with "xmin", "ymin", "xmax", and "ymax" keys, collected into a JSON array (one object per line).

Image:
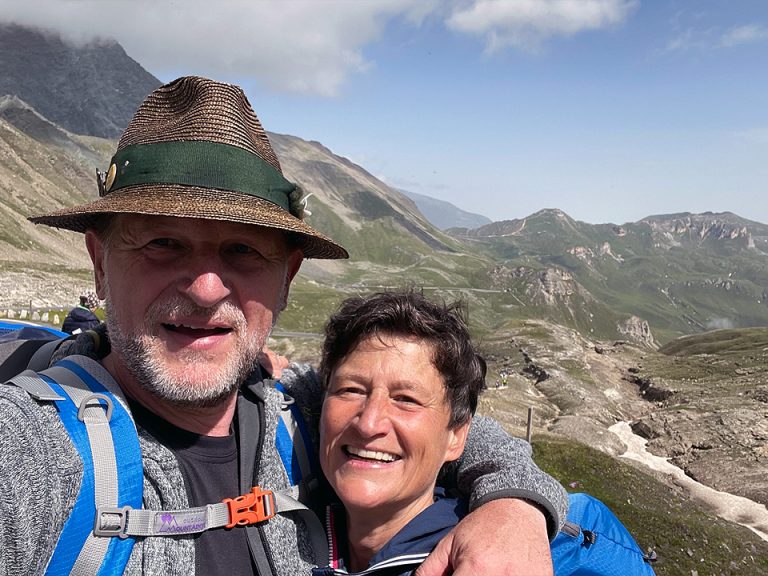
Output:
[
  {"xmin": 331, "ymin": 385, "xmax": 365, "ymax": 397},
  {"xmin": 394, "ymin": 395, "xmax": 421, "ymax": 405}
]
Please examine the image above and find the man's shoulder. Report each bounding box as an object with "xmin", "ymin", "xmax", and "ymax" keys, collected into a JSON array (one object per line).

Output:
[
  {"xmin": 276, "ymin": 363, "xmax": 323, "ymax": 407},
  {"xmin": 0, "ymin": 379, "xmax": 82, "ymax": 498},
  {"xmin": 0, "ymin": 381, "xmax": 52, "ymax": 423},
  {"xmin": 0, "ymin": 382, "xmax": 77, "ymax": 449},
  {"xmin": 0, "ymin": 380, "xmax": 82, "ymax": 575}
]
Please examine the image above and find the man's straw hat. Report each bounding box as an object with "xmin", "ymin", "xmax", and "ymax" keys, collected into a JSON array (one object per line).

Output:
[{"xmin": 29, "ymin": 76, "xmax": 348, "ymax": 260}]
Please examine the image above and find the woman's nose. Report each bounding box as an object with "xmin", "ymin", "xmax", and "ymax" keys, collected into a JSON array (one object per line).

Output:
[{"xmin": 354, "ymin": 393, "xmax": 390, "ymax": 437}]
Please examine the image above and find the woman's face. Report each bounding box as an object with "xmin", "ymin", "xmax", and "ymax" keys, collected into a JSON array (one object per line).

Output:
[{"xmin": 320, "ymin": 334, "xmax": 469, "ymax": 519}]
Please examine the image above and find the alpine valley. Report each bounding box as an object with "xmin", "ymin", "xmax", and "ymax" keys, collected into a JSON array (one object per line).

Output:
[{"xmin": 1, "ymin": 23, "xmax": 767, "ymax": 574}]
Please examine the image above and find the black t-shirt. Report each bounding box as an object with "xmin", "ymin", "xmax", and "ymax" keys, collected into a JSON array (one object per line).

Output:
[{"xmin": 130, "ymin": 400, "xmax": 257, "ymax": 575}]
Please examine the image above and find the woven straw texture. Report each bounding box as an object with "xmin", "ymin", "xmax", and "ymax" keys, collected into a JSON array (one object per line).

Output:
[{"xmin": 28, "ymin": 76, "xmax": 348, "ymax": 260}]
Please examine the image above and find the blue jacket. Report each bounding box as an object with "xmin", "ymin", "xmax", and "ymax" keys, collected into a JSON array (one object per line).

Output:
[
  {"xmin": 61, "ymin": 306, "xmax": 100, "ymax": 334},
  {"xmin": 314, "ymin": 491, "xmax": 657, "ymax": 576},
  {"xmin": 313, "ymin": 489, "xmax": 466, "ymax": 576}
]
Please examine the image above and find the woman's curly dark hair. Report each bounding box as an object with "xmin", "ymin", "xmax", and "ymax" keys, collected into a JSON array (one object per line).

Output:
[{"xmin": 319, "ymin": 289, "xmax": 485, "ymax": 428}]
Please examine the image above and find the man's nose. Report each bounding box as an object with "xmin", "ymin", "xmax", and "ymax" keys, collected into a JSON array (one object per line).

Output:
[{"xmin": 180, "ymin": 256, "xmax": 231, "ymax": 307}]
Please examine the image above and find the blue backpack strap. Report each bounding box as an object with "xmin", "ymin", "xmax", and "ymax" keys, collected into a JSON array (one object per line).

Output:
[
  {"xmin": 551, "ymin": 493, "xmax": 656, "ymax": 576},
  {"xmin": 274, "ymin": 381, "xmax": 318, "ymax": 496},
  {"xmin": 8, "ymin": 355, "xmax": 143, "ymax": 576},
  {"xmin": 271, "ymin": 381, "xmax": 328, "ymax": 565}
]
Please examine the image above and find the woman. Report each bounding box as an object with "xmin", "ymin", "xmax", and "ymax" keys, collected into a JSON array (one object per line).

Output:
[
  {"xmin": 311, "ymin": 290, "xmax": 657, "ymax": 576},
  {"xmin": 313, "ymin": 290, "xmax": 484, "ymax": 575}
]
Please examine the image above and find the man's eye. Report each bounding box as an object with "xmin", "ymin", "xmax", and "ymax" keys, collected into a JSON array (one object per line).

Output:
[
  {"xmin": 393, "ymin": 394, "xmax": 421, "ymax": 406},
  {"xmin": 149, "ymin": 238, "xmax": 174, "ymax": 247},
  {"xmin": 230, "ymin": 243, "xmax": 257, "ymax": 255}
]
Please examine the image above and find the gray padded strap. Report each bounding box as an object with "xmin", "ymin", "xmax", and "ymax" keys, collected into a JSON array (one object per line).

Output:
[
  {"xmin": 7, "ymin": 369, "xmax": 65, "ymax": 401},
  {"xmin": 40, "ymin": 360, "xmax": 120, "ymax": 576}
]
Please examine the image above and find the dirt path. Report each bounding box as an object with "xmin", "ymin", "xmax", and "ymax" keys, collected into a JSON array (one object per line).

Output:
[{"xmin": 609, "ymin": 421, "xmax": 768, "ymax": 542}]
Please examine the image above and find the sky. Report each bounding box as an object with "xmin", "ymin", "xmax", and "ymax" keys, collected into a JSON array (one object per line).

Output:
[{"xmin": 2, "ymin": 0, "xmax": 768, "ymax": 225}]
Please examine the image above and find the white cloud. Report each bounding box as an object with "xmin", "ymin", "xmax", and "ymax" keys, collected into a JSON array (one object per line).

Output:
[
  {"xmin": 0, "ymin": 0, "xmax": 435, "ymax": 97},
  {"xmin": 720, "ymin": 24, "xmax": 768, "ymax": 47},
  {"xmin": 705, "ymin": 318, "xmax": 735, "ymax": 330},
  {"xmin": 445, "ymin": 0, "xmax": 638, "ymax": 53},
  {"xmin": 665, "ymin": 23, "xmax": 768, "ymax": 53}
]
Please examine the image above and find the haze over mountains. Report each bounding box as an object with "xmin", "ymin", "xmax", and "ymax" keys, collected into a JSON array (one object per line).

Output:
[{"xmin": 2, "ymin": 24, "xmax": 768, "ymax": 572}]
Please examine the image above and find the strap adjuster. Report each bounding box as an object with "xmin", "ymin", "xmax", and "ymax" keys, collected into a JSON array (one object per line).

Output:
[
  {"xmin": 223, "ymin": 487, "xmax": 275, "ymax": 528},
  {"xmin": 94, "ymin": 506, "xmax": 131, "ymax": 538}
]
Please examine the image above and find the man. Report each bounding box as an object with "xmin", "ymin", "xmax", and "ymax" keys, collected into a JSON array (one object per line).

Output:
[
  {"xmin": 61, "ymin": 290, "xmax": 101, "ymax": 334},
  {"xmin": 0, "ymin": 76, "xmax": 567, "ymax": 575}
]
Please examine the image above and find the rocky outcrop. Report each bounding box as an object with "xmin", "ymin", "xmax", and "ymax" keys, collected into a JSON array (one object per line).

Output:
[
  {"xmin": 643, "ymin": 213, "xmax": 756, "ymax": 249},
  {"xmin": 633, "ymin": 408, "xmax": 768, "ymax": 506},
  {"xmin": 617, "ymin": 315, "xmax": 656, "ymax": 348}
]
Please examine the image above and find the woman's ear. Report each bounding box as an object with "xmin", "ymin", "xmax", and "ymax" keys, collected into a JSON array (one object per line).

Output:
[{"xmin": 443, "ymin": 422, "xmax": 471, "ymax": 463}]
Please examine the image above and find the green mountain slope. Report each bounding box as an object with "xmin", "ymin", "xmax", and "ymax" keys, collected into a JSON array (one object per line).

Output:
[{"xmin": 451, "ymin": 209, "xmax": 768, "ymax": 342}]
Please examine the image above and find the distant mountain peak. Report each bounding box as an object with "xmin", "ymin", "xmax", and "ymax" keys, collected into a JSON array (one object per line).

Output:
[{"xmin": 399, "ymin": 189, "xmax": 491, "ymax": 231}]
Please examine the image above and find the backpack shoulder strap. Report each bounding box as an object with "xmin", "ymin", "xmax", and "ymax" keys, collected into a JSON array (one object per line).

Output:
[
  {"xmin": 273, "ymin": 380, "xmax": 327, "ymax": 565},
  {"xmin": 5, "ymin": 356, "xmax": 329, "ymax": 571},
  {"xmin": 6, "ymin": 355, "xmax": 143, "ymax": 576},
  {"xmin": 274, "ymin": 381, "xmax": 319, "ymax": 499},
  {"xmin": 27, "ymin": 337, "xmax": 71, "ymax": 372}
]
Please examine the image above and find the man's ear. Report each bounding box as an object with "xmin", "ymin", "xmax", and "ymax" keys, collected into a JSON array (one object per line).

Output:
[
  {"xmin": 85, "ymin": 230, "xmax": 107, "ymax": 299},
  {"xmin": 444, "ymin": 421, "xmax": 471, "ymax": 463},
  {"xmin": 278, "ymin": 248, "xmax": 304, "ymax": 312},
  {"xmin": 286, "ymin": 248, "xmax": 303, "ymax": 284}
]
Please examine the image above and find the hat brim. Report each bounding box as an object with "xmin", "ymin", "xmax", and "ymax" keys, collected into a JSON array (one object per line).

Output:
[{"xmin": 28, "ymin": 185, "xmax": 349, "ymax": 260}]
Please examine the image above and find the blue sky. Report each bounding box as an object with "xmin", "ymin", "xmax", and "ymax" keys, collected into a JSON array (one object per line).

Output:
[{"xmin": 4, "ymin": 0, "xmax": 768, "ymax": 225}]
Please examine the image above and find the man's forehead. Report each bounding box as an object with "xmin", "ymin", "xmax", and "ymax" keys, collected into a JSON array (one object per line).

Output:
[{"xmin": 111, "ymin": 213, "xmax": 291, "ymax": 241}]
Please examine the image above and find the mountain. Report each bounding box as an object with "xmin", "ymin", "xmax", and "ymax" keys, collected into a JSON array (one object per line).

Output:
[
  {"xmin": 0, "ymin": 23, "xmax": 160, "ymax": 138},
  {"xmin": 2, "ymin": 24, "xmax": 768, "ymax": 573},
  {"xmin": 399, "ymin": 189, "xmax": 491, "ymax": 230},
  {"xmin": 448, "ymin": 208, "xmax": 768, "ymax": 342}
]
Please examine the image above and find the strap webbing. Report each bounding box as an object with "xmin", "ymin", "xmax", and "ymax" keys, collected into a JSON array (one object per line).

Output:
[
  {"xmin": 16, "ymin": 356, "xmax": 144, "ymax": 576},
  {"xmin": 46, "ymin": 363, "xmax": 118, "ymax": 575},
  {"xmin": 27, "ymin": 337, "xmax": 68, "ymax": 372},
  {"xmin": 274, "ymin": 381, "xmax": 317, "ymax": 495},
  {"xmin": 274, "ymin": 492, "xmax": 329, "ymax": 566},
  {"xmin": 6, "ymin": 355, "xmax": 329, "ymax": 571},
  {"xmin": 102, "ymin": 502, "xmax": 232, "ymax": 536},
  {"xmin": 8, "ymin": 369, "xmax": 65, "ymax": 401}
]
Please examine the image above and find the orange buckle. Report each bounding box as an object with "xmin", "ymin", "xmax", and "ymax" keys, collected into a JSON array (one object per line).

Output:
[{"xmin": 223, "ymin": 487, "xmax": 276, "ymax": 528}]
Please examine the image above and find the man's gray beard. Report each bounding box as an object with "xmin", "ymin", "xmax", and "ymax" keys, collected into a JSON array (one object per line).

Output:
[{"xmin": 104, "ymin": 287, "xmax": 269, "ymax": 408}]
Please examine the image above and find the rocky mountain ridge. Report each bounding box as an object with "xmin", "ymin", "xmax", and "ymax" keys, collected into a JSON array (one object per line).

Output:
[
  {"xmin": 0, "ymin": 23, "xmax": 160, "ymax": 138},
  {"xmin": 2, "ymin": 26, "xmax": 767, "ymax": 571}
]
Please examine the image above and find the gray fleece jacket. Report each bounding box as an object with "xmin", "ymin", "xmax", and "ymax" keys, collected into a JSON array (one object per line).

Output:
[{"xmin": 0, "ymin": 333, "xmax": 567, "ymax": 575}]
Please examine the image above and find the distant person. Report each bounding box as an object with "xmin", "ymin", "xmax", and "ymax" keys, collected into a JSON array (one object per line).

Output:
[{"xmin": 61, "ymin": 290, "xmax": 101, "ymax": 334}]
